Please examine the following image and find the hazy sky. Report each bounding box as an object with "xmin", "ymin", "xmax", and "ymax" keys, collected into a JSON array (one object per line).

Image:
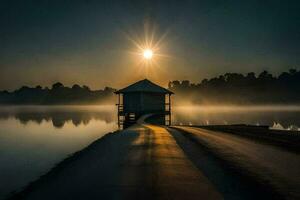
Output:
[{"xmin": 0, "ymin": 0, "xmax": 299, "ymax": 90}]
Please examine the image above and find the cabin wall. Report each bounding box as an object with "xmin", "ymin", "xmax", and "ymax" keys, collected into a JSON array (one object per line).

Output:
[
  {"xmin": 123, "ymin": 92, "xmax": 165, "ymax": 114},
  {"xmin": 120, "ymin": 92, "xmax": 170, "ymax": 128},
  {"xmin": 123, "ymin": 93, "xmax": 141, "ymax": 113},
  {"xmin": 141, "ymin": 93, "xmax": 165, "ymax": 113}
]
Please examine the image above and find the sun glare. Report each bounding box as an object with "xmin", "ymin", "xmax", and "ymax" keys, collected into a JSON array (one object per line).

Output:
[
  {"xmin": 125, "ymin": 22, "xmax": 171, "ymax": 77},
  {"xmin": 143, "ymin": 49, "xmax": 153, "ymax": 60}
]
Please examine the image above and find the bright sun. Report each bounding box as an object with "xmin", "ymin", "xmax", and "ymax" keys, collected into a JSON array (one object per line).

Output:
[{"xmin": 143, "ymin": 49, "xmax": 153, "ymax": 60}]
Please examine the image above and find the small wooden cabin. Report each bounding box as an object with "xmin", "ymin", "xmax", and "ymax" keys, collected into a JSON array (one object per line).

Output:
[{"xmin": 115, "ymin": 79, "xmax": 173, "ymax": 128}]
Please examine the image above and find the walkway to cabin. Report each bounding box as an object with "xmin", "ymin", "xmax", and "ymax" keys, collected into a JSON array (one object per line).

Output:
[
  {"xmin": 11, "ymin": 122, "xmax": 300, "ymax": 200},
  {"xmin": 14, "ymin": 124, "xmax": 221, "ymax": 200}
]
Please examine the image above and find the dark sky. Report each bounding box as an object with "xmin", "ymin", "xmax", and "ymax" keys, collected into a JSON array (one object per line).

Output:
[{"xmin": 0, "ymin": 0, "xmax": 299, "ymax": 90}]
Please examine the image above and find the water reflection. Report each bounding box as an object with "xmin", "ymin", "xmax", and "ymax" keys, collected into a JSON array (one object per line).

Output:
[
  {"xmin": 0, "ymin": 105, "xmax": 116, "ymax": 128},
  {"xmin": 0, "ymin": 106, "xmax": 117, "ymax": 200}
]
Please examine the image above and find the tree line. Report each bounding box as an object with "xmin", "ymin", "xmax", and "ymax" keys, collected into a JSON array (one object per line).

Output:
[
  {"xmin": 1, "ymin": 69, "xmax": 299, "ymax": 105},
  {"xmin": 0, "ymin": 82, "xmax": 115, "ymax": 105},
  {"xmin": 168, "ymin": 69, "xmax": 300, "ymax": 104}
]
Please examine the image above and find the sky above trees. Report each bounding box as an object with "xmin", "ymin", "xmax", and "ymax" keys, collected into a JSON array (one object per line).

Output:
[{"xmin": 0, "ymin": 0, "xmax": 299, "ymax": 90}]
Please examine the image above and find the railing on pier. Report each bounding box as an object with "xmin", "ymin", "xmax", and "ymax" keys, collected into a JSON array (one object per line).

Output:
[{"xmin": 116, "ymin": 103, "xmax": 124, "ymax": 128}]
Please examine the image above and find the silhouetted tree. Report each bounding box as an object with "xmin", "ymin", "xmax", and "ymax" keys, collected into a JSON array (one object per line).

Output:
[
  {"xmin": 168, "ymin": 68, "xmax": 300, "ymax": 104},
  {"xmin": 0, "ymin": 82, "xmax": 116, "ymax": 105},
  {"xmin": 72, "ymin": 84, "xmax": 81, "ymax": 90},
  {"xmin": 52, "ymin": 82, "xmax": 64, "ymax": 89}
]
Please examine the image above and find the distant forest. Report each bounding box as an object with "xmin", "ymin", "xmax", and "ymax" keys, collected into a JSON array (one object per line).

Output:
[
  {"xmin": 1, "ymin": 69, "xmax": 300, "ymax": 105},
  {"xmin": 0, "ymin": 82, "xmax": 115, "ymax": 105},
  {"xmin": 168, "ymin": 69, "xmax": 300, "ymax": 105}
]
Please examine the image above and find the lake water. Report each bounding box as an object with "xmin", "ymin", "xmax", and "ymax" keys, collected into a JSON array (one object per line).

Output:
[
  {"xmin": 0, "ymin": 105, "xmax": 300, "ymax": 199},
  {"xmin": 0, "ymin": 106, "xmax": 117, "ymax": 200}
]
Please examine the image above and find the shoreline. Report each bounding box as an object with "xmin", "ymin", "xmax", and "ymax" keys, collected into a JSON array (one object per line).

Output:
[
  {"xmin": 7, "ymin": 130, "xmax": 119, "ymax": 200},
  {"xmin": 195, "ymin": 124, "xmax": 300, "ymax": 153}
]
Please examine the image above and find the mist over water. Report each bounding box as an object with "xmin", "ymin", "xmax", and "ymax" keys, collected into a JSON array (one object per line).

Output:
[{"xmin": 172, "ymin": 105, "xmax": 300, "ymax": 130}]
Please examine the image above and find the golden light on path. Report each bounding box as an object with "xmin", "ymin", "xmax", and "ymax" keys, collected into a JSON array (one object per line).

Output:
[{"xmin": 143, "ymin": 49, "xmax": 153, "ymax": 60}]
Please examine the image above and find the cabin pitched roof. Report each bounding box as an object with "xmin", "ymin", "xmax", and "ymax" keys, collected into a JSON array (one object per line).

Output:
[{"xmin": 115, "ymin": 79, "xmax": 173, "ymax": 94}]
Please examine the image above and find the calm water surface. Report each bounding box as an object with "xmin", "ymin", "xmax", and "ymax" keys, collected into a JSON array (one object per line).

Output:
[
  {"xmin": 0, "ymin": 106, "xmax": 117, "ymax": 199},
  {"xmin": 1, "ymin": 105, "xmax": 300, "ymax": 199}
]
